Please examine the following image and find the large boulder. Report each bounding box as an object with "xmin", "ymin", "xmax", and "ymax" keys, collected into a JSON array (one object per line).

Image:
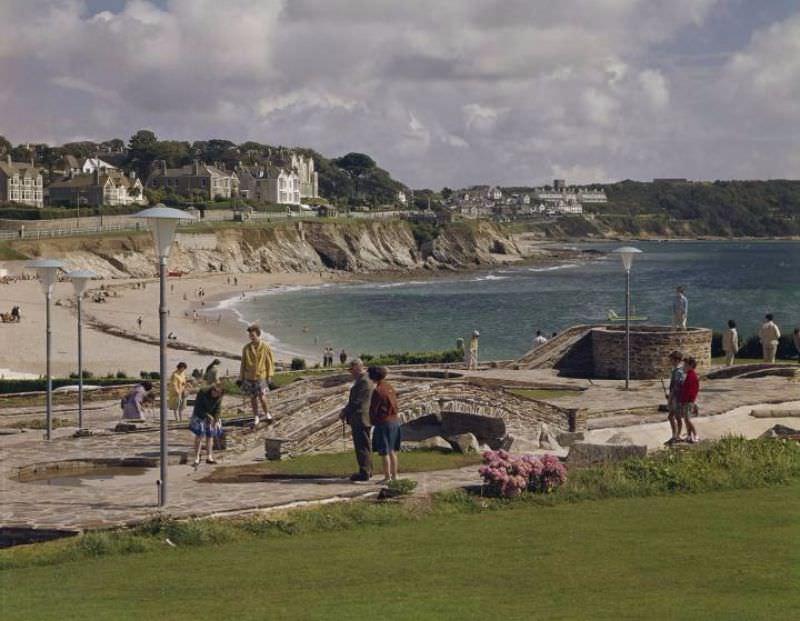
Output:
[
  {"xmin": 567, "ymin": 442, "xmax": 647, "ymax": 466},
  {"xmin": 759, "ymin": 424, "xmax": 799, "ymax": 439},
  {"xmin": 539, "ymin": 424, "xmax": 562, "ymax": 451},
  {"xmin": 447, "ymin": 432, "xmax": 480, "ymax": 454},
  {"xmin": 605, "ymin": 432, "xmax": 635, "ymax": 445},
  {"xmin": 408, "ymin": 436, "xmax": 453, "ymax": 452}
]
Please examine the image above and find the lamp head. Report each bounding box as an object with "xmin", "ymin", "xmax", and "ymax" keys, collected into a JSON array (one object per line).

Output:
[
  {"xmin": 613, "ymin": 246, "xmax": 642, "ymax": 272},
  {"xmin": 27, "ymin": 259, "xmax": 66, "ymax": 295},
  {"xmin": 133, "ymin": 204, "xmax": 195, "ymax": 259},
  {"xmin": 66, "ymin": 269, "xmax": 98, "ymax": 296}
]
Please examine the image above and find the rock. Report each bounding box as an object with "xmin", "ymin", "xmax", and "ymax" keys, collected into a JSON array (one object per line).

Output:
[
  {"xmin": 539, "ymin": 423, "xmax": 562, "ymax": 451},
  {"xmin": 606, "ymin": 432, "xmax": 635, "ymax": 445},
  {"xmin": 750, "ymin": 408, "xmax": 800, "ymax": 418},
  {"xmin": 503, "ymin": 435, "xmax": 541, "ymax": 453},
  {"xmin": 113, "ymin": 421, "xmax": 149, "ymax": 433},
  {"xmin": 567, "ymin": 442, "xmax": 647, "ymax": 466},
  {"xmin": 440, "ymin": 412, "xmax": 506, "ymax": 448},
  {"xmin": 447, "ymin": 432, "xmax": 480, "ymax": 454},
  {"xmin": 416, "ymin": 436, "xmax": 453, "ymax": 452},
  {"xmin": 759, "ymin": 424, "xmax": 799, "ymax": 439},
  {"xmin": 556, "ymin": 431, "xmax": 584, "ymax": 447}
]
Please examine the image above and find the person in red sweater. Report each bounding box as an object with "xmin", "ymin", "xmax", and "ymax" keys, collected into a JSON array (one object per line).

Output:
[
  {"xmin": 679, "ymin": 356, "xmax": 700, "ymax": 443},
  {"xmin": 368, "ymin": 365, "xmax": 401, "ymax": 484}
]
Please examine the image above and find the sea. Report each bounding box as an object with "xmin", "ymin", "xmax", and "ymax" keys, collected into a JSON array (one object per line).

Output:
[{"xmin": 215, "ymin": 240, "xmax": 800, "ymax": 362}]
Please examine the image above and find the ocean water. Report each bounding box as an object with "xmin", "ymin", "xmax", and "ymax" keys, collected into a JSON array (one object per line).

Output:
[{"xmin": 221, "ymin": 241, "xmax": 800, "ymax": 362}]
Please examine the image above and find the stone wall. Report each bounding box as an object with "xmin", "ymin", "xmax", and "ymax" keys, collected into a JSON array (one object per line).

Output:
[{"xmin": 591, "ymin": 325, "xmax": 711, "ymax": 380}]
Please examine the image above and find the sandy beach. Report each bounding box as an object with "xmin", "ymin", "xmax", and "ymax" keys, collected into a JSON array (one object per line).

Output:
[{"xmin": 0, "ymin": 266, "xmax": 354, "ymax": 378}]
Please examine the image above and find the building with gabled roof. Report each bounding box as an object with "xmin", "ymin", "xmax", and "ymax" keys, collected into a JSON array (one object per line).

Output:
[
  {"xmin": 146, "ymin": 160, "xmax": 238, "ymax": 199},
  {"xmin": 0, "ymin": 156, "xmax": 44, "ymax": 207},
  {"xmin": 48, "ymin": 169, "xmax": 146, "ymax": 207}
]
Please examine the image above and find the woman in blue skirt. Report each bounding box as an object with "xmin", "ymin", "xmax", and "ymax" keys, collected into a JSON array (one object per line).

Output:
[
  {"xmin": 189, "ymin": 384, "xmax": 224, "ymax": 465},
  {"xmin": 368, "ymin": 366, "xmax": 401, "ymax": 483}
]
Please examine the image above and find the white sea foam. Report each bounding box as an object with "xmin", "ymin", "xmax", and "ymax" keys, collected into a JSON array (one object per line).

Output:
[
  {"xmin": 527, "ymin": 263, "xmax": 579, "ymax": 272},
  {"xmin": 471, "ymin": 274, "xmax": 510, "ymax": 281}
]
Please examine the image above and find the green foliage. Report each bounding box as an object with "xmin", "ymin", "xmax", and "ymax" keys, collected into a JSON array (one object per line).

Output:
[
  {"xmin": 290, "ymin": 357, "xmax": 306, "ymax": 371},
  {"xmin": 386, "ymin": 478, "xmax": 418, "ymax": 495},
  {"xmin": 0, "ymin": 242, "xmax": 27, "ymax": 260},
  {"xmin": 408, "ymin": 220, "xmax": 440, "ymax": 248},
  {"xmin": 0, "ymin": 203, "xmax": 141, "ymax": 220},
  {"xmin": 359, "ymin": 349, "xmax": 463, "ymax": 365},
  {"xmin": 0, "ymin": 377, "xmax": 134, "ymax": 394}
]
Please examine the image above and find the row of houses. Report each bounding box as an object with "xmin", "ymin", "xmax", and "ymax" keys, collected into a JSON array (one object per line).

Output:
[{"xmin": 0, "ymin": 152, "xmax": 320, "ymax": 209}]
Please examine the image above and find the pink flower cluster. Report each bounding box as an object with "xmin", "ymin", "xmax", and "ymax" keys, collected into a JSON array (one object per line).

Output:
[{"xmin": 479, "ymin": 450, "xmax": 568, "ymax": 497}]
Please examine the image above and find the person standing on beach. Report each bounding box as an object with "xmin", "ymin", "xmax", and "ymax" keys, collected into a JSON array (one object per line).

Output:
[
  {"xmin": 368, "ymin": 365, "xmax": 401, "ymax": 484},
  {"xmin": 722, "ymin": 320, "xmax": 739, "ymax": 366},
  {"xmin": 167, "ymin": 362, "xmax": 189, "ymax": 421},
  {"xmin": 137, "ymin": 315, "xmax": 143, "ymax": 331},
  {"xmin": 339, "ymin": 349, "xmax": 347, "ymax": 365},
  {"xmin": 468, "ymin": 330, "xmax": 480, "ymax": 369},
  {"xmin": 759, "ymin": 314, "xmax": 781, "ymax": 363},
  {"xmin": 672, "ymin": 286, "xmax": 688, "ymax": 330},
  {"xmin": 339, "ymin": 358, "xmax": 374, "ymax": 482},
  {"xmin": 664, "ymin": 350, "xmax": 685, "ymax": 445},
  {"xmin": 533, "ymin": 330, "xmax": 548, "ymax": 347},
  {"xmin": 239, "ymin": 324, "xmax": 274, "ymax": 425},
  {"xmin": 679, "ymin": 356, "xmax": 700, "ymax": 443}
]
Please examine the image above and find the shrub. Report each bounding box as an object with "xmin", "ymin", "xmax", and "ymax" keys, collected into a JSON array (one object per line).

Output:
[
  {"xmin": 386, "ymin": 478, "xmax": 418, "ymax": 496},
  {"xmin": 479, "ymin": 450, "xmax": 567, "ymax": 498},
  {"xmin": 290, "ymin": 357, "xmax": 307, "ymax": 371},
  {"xmin": 116, "ymin": 370, "xmax": 126, "ymax": 379}
]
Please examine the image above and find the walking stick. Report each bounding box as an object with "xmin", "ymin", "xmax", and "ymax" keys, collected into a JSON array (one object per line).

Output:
[{"xmin": 341, "ymin": 419, "xmax": 346, "ymax": 452}]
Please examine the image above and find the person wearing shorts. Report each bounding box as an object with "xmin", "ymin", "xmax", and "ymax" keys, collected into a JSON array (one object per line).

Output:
[
  {"xmin": 679, "ymin": 356, "xmax": 700, "ymax": 443},
  {"xmin": 189, "ymin": 384, "xmax": 223, "ymax": 465},
  {"xmin": 368, "ymin": 365, "xmax": 401, "ymax": 484},
  {"xmin": 665, "ymin": 350, "xmax": 685, "ymax": 445},
  {"xmin": 239, "ymin": 324, "xmax": 274, "ymax": 425}
]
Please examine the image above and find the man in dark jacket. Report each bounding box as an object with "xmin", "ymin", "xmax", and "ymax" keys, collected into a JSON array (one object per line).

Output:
[{"xmin": 339, "ymin": 358, "xmax": 374, "ymax": 481}]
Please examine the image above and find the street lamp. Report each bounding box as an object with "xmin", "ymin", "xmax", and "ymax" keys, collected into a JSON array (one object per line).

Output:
[
  {"xmin": 66, "ymin": 269, "xmax": 97, "ymax": 430},
  {"xmin": 134, "ymin": 204, "xmax": 195, "ymax": 507},
  {"xmin": 27, "ymin": 258, "xmax": 66, "ymax": 440},
  {"xmin": 613, "ymin": 246, "xmax": 642, "ymax": 390}
]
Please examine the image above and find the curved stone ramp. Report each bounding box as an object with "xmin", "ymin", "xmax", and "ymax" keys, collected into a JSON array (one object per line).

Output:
[
  {"xmin": 504, "ymin": 324, "xmax": 596, "ymax": 373},
  {"xmin": 705, "ymin": 363, "xmax": 799, "ymax": 381}
]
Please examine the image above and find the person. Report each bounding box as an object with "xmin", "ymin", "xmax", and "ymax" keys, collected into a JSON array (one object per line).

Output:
[
  {"xmin": 10, "ymin": 305, "xmax": 20, "ymax": 322},
  {"xmin": 121, "ymin": 381, "xmax": 154, "ymax": 421},
  {"xmin": 167, "ymin": 362, "xmax": 189, "ymax": 421},
  {"xmin": 722, "ymin": 319, "xmax": 739, "ymax": 366},
  {"xmin": 759, "ymin": 313, "xmax": 781, "ymax": 363},
  {"xmin": 339, "ymin": 358, "xmax": 374, "ymax": 482},
  {"xmin": 136, "ymin": 315, "xmax": 143, "ymax": 331},
  {"xmin": 339, "ymin": 349, "xmax": 347, "ymax": 365},
  {"xmin": 533, "ymin": 330, "xmax": 548, "ymax": 347},
  {"xmin": 239, "ymin": 324, "xmax": 274, "ymax": 425},
  {"xmin": 189, "ymin": 384, "xmax": 224, "ymax": 465},
  {"xmin": 368, "ymin": 365, "xmax": 401, "ymax": 484},
  {"xmin": 467, "ymin": 330, "xmax": 479, "ymax": 369},
  {"xmin": 672, "ymin": 286, "xmax": 688, "ymax": 330},
  {"xmin": 203, "ymin": 358, "xmax": 221, "ymax": 385},
  {"xmin": 794, "ymin": 328, "xmax": 800, "ymax": 362},
  {"xmin": 679, "ymin": 356, "xmax": 700, "ymax": 443},
  {"xmin": 664, "ymin": 350, "xmax": 685, "ymax": 445}
]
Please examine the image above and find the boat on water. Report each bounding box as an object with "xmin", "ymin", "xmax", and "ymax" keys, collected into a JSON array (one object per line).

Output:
[{"xmin": 607, "ymin": 309, "xmax": 648, "ymax": 322}]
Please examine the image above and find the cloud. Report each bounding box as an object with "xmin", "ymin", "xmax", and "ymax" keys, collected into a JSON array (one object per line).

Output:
[{"xmin": 0, "ymin": 0, "xmax": 797, "ymax": 186}]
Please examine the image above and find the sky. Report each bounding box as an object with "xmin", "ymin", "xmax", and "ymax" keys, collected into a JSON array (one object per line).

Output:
[{"xmin": 0, "ymin": 0, "xmax": 798, "ymax": 188}]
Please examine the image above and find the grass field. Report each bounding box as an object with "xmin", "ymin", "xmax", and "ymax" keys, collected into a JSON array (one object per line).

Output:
[{"xmin": 2, "ymin": 481, "xmax": 798, "ymax": 620}]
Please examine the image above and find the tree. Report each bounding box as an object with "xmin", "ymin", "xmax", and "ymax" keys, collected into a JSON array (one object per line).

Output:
[
  {"xmin": 128, "ymin": 130, "xmax": 160, "ymax": 178},
  {"xmin": 0, "ymin": 136, "xmax": 11, "ymax": 157},
  {"xmin": 335, "ymin": 152, "xmax": 376, "ymax": 174},
  {"xmin": 10, "ymin": 144, "xmax": 33, "ymax": 162},
  {"xmin": 441, "ymin": 187, "xmax": 453, "ymax": 201}
]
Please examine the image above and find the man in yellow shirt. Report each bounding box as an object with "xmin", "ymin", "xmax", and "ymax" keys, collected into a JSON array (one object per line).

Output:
[{"xmin": 239, "ymin": 324, "xmax": 274, "ymax": 425}]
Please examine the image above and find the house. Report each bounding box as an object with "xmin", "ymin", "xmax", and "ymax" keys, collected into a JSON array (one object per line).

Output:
[
  {"xmin": 147, "ymin": 160, "xmax": 238, "ymax": 200},
  {"xmin": 0, "ymin": 156, "xmax": 44, "ymax": 207},
  {"xmin": 237, "ymin": 165, "xmax": 300, "ymax": 205},
  {"xmin": 397, "ymin": 191, "xmax": 407, "ymax": 205},
  {"xmin": 290, "ymin": 153, "xmax": 319, "ymax": 199},
  {"xmin": 48, "ymin": 169, "xmax": 146, "ymax": 207},
  {"xmin": 81, "ymin": 157, "xmax": 117, "ymax": 174}
]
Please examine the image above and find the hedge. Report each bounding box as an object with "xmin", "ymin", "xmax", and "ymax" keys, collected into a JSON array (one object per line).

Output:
[
  {"xmin": 0, "ymin": 204, "xmax": 141, "ymax": 221},
  {"xmin": 359, "ymin": 349, "xmax": 464, "ymax": 366},
  {"xmin": 0, "ymin": 377, "xmax": 138, "ymax": 395}
]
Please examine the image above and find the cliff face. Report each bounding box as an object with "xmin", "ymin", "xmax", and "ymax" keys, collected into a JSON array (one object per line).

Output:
[{"xmin": 15, "ymin": 219, "xmax": 521, "ymax": 278}]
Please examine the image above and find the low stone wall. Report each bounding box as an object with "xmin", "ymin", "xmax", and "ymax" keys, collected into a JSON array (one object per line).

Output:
[{"xmin": 591, "ymin": 325, "xmax": 711, "ymax": 380}]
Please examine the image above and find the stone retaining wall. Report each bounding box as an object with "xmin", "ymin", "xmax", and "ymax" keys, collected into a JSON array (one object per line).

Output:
[{"xmin": 591, "ymin": 325, "xmax": 711, "ymax": 380}]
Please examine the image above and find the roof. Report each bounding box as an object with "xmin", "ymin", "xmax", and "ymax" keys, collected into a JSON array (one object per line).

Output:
[
  {"xmin": 49, "ymin": 171, "xmax": 138, "ymax": 190},
  {"xmin": 149, "ymin": 162, "xmax": 236, "ymax": 179},
  {"xmin": 0, "ymin": 160, "xmax": 41, "ymax": 178}
]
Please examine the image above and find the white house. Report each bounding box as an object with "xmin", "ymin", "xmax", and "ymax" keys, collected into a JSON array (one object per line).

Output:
[{"xmin": 82, "ymin": 157, "xmax": 118, "ymax": 174}]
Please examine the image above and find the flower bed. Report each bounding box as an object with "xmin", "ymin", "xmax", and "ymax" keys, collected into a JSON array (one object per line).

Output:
[{"xmin": 479, "ymin": 450, "xmax": 567, "ymax": 497}]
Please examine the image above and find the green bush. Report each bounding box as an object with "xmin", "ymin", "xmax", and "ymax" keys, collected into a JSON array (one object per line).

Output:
[
  {"xmin": 0, "ymin": 377, "xmax": 135, "ymax": 394},
  {"xmin": 290, "ymin": 357, "xmax": 307, "ymax": 371},
  {"xmin": 359, "ymin": 349, "xmax": 463, "ymax": 366}
]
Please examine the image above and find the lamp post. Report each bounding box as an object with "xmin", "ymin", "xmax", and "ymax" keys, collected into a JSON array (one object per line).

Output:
[
  {"xmin": 27, "ymin": 259, "xmax": 66, "ymax": 440},
  {"xmin": 66, "ymin": 269, "xmax": 97, "ymax": 430},
  {"xmin": 613, "ymin": 246, "xmax": 642, "ymax": 390},
  {"xmin": 134, "ymin": 204, "xmax": 195, "ymax": 507}
]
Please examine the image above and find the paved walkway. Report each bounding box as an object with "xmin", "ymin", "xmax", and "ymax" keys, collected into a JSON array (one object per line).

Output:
[{"xmin": 1, "ymin": 368, "xmax": 798, "ymax": 536}]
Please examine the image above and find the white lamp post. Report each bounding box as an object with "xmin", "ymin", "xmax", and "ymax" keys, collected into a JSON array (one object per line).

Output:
[
  {"xmin": 27, "ymin": 258, "xmax": 66, "ymax": 440},
  {"xmin": 613, "ymin": 246, "xmax": 642, "ymax": 390},
  {"xmin": 134, "ymin": 204, "xmax": 195, "ymax": 507},
  {"xmin": 66, "ymin": 269, "xmax": 97, "ymax": 430}
]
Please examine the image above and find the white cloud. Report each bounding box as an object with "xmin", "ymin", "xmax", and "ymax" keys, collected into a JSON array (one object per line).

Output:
[{"xmin": 638, "ymin": 69, "xmax": 670, "ymax": 109}]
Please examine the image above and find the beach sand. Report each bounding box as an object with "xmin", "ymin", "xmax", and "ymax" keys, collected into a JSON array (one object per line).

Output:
[{"xmin": 0, "ymin": 269, "xmax": 352, "ymax": 378}]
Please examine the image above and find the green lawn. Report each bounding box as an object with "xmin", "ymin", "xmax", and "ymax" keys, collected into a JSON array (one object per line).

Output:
[
  {"xmin": 3, "ymin": 482, "xmax": 798, "ymax": 620},
  {"xmin": 204, "ymin": 449, "xmax": 481, "ymax": 481}
]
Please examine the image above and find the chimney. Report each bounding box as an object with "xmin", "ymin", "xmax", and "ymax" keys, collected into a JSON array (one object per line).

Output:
[
  {"xmin": 95, "ymin": 166, "xmax": 101, "ymax": 185},
  {"xmin": 192, "ymin": 159, "xmax": 200, "ymax": 175},
  {"xmin": 160, "ymin": 160, "xmax": 167, "ymax": 175}
]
